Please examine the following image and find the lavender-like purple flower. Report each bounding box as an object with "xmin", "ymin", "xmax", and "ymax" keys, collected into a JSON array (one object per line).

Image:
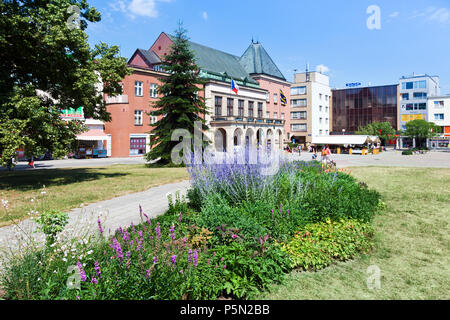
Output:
[
  {"xmin": 112, "ymin": 238, "xmax": 123, "ymax": 261},
  {"xmin": 193, "ymin": 250, "xmax": 198, "ymax": 267},
  {"xmin": 155, "ymin": 223, "xmax": 161, "ymax": 239},
  {"xmin": 97, "ymin": 218, "xmax": 104, "ymax": 234},
  {"xmin": 153, "ymin": 256, "xmax": 159, "ymax": 264},
  {"xmin": 170, "ymin": 255, "xmax": 177, "ymax": 267},
  {"xmin": 123, "ymin": 229, "xmax": 130, "ymax": 242},
  {"xmin": 76, "ymin": 261, "xmax": 86, "ymax": 282},
  {"xmin": 145, "ymin": 269, "xmax": 151, "ymax": 278},
  {"xmin": 170, "ymin": 224, "xmax": 175, "ymax": 241},
  {"xmin": 182, "ymin": 237, "xmax": 187, "ymax": 249},
  {"xmin": 188, "ymin": 249, "xmax": 193, "ymax": 264},
  {"xmin": 91, "ymin": 277, "xmax": 98, "ymax": 284}
]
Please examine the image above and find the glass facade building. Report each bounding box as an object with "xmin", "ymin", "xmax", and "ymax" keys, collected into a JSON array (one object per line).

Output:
[{"xmin": 331, "ymin": 84, "xmax": 398, "ymax": 133}]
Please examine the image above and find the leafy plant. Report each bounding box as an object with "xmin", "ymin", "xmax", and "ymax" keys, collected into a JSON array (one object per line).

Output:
[
  {"xmin": 35, "ymin": 210, "xmax": 69, "ymax": 247},
  {"xmin": 281, "ymin": 219, "xmax": 374, "ymax": 270}
]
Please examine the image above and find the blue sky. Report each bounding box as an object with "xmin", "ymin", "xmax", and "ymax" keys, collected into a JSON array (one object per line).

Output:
[{"xmin": 86, "ymin": 0, "xmax": 450, "ymax": 93}]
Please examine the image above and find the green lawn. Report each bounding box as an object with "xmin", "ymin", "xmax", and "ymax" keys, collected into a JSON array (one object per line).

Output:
[
  {"xmin": 252, "ymin": 166, "xmax": 450, "ymax": 300},
  {"xmin": 0, "ymin": 165, "xmax": 189, "ymax": 227}
]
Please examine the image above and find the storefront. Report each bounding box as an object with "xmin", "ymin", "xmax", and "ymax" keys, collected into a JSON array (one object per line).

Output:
[
  {"xmin": 75, "ymin": 119, "xmax": 110, "ymax": 158},
  {"xmin": 428, "ymin": 137, "xmax": 450, "ymax": 150}
]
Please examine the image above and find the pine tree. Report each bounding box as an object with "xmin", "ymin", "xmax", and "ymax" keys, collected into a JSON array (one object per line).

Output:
[{"xmin": 146, "ymin": 24, "xmax": 209, "ymax": 165}]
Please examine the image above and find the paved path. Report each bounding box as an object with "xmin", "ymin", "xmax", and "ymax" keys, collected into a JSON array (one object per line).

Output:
[
  {"xmin": 0, "ymin": 157, "xmax": 147, "ymax": 171},
  {"xmin": 286, "ymin": 150, "xmax": 450, "ymax": 168},
  {"xmin": 0, "ymin": 180, "xmax": 190, "ymax": 251}
]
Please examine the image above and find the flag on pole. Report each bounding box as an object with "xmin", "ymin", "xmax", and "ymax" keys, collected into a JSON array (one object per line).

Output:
[
  {"xmin": 231, "ymin": 78, "xmax": 239, "ymax": 95},
  {"xmin": 280, "ymin": 89, "xmax": 287, "ymax": 106}
]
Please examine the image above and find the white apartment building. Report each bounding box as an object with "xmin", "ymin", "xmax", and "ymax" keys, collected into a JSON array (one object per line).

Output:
[
  {"xmin": 427, "ymin": 95, "xmax": 450, "ymax": 149},
  {"xmin": 290, "ymin": 71, "xmax": 331, "ymax": 144},
  {"xmin": 399, "ymin": 74, "xmax": 440, "ymax": 130}
]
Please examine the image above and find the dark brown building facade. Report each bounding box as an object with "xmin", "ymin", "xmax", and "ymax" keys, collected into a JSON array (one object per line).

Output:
[{"xmin": 331, "ymin": 84, "xmax": 399, "ymax": 134}]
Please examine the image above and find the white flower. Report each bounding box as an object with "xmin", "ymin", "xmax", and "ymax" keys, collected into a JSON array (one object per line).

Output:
[
  {"xmin": 1, "ymin": 199, "xmax": 8, "ymax": 209},
  {"xmin": 41, "ymin": 191, "xmax": 47, "ymax": 195},
  {"xmin": 62, "ymin": 258, "xmax": 67, "ymax": 262}
]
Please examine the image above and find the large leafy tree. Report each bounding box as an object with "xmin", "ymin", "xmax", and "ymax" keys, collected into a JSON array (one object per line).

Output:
[
  {"xmin": 356, "ymin": 121, "xmax": 396, "ymax": 145},
  {"xmin": 403, "ymin": 119, "xmax": 442, "ymax": 148},
  {"xmin": 0, "ymin": 0, "xmax": 130, "ymax": 168},
  {"xmin": 145, "ymin": 24, "xmax": 209, "ymax": 165}
]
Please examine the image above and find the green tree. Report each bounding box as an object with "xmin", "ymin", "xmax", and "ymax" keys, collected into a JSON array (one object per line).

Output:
[
  {"xmin": 0, "ymin": 0, "xmax": 131, "ymax": 168},
  {"xmin": 356, "ymin": 121, "xmax": 396, "ymax": 145},
  {"xmin": 145, "ymin": 24, "xmax": 209, "ymax": 165},
  {"xmin": 403, "ymin": 119, "xmax": 442, "ymax": 148}
]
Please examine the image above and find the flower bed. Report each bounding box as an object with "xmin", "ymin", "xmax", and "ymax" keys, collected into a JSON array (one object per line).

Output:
[{"xmin": 0, "ymin": 159, "xmax": 382, "ymax": 300}]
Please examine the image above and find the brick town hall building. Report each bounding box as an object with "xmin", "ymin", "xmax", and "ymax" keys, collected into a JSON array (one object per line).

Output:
[{"xmin": 104, "ymin": 32, "xmax": 291, "ymax": 157}]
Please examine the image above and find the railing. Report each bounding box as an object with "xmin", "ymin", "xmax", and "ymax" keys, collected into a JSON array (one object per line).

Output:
[
  {"xmin": 105, "ymin": 95, "xmax": 129, "ymax": 104},
  {"xmin": 211, "ymin": 115, "xmax": 285, "ymax": 125}
]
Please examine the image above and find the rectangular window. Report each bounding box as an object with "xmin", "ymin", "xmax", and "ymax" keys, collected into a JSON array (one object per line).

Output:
[
  {"xmin": 319, "ymin": 105, "xmax": 323, "ymax": 112},
  {"xmin": 266, "ymin": 111, "xmax": 270, "ymax": 118},
  {"xmin": 227, "ymin": 98, "xmax": 234, "ymax": 116},
  {"xmin": 150, "ymin": 84, "xmax": 158, "ymax": 98},
  {"xmin": 434, "ymin": 114, "xmax": 444, "ymax": 120},
  {"xmin": 238, "ymin": 100, "xmax": 244, "ymax": 117},
  {"xmin": 319, "ymin": 93, "xmax": 322, "ymax": 100},
  {"xmin": 414, "ymin": 80, "xmax": 426, "ymax": 89},
  {"xmin": 291, "ymin": 86, "xmax": 306, "ymax": 95},
  {"xmin": 150, "ymin": 115, "xmax": 158, "ymax": 125},
  {"xmin": 273, "ymin": 93, "xmax": 278, "ymax": 104},
  {"xmin": 257, "ymin": 102, "xmax": 263, "ymax": 118},
  {"xmin": 403, "ymin": 82, "xmax": 413, "ymax": 90},
  {"xmin": 319, "ymin": 117, "xmax": 322, "ymax": 124},
  {"xmin": 401, "ymin": 93, "xmax": 409, "ymax": 101},
  {"xmin": 291, "ymin": 123, "xmax": 307, "ymax": 132},
  {"xmin": 405, "ymin": 104, "xmax": 413, "ymax": 111},
  {"xmin": 135, "ymin": 81, "xmax": 143, "ymax": 96},
  {"xmin": 281, "ymin": 113, "xmax": 284, "ymax": 120},
  {"xmin": 134, "ymin": 110, "xmax": 143, "ymax": 125},
  {"xmin": 413, "ymin": 92, "xmax": 427, "ymax": 99},
  {"xmin": 290, "ymin": 111, "xmax": 307, "ymax": 119},
  {"xmin": 215, "ymin": 96, "xmax": 222, "ymax": 116},
  {"xmin": 319, "ymin": 129, "xmax": 323, "ymax": 135},
  {"xmin": 248, "ymin": 101, "xmax": 254, "ymax": 117},
  {"xmin": 130, "ymin": 138, "xmax": 146, "ymax": 155},
  {"xmin": 434, "ymin": 101, "xmax": 444, "ymax": 107},
  {"xmin": 325, "ymin": 106, "xmax": 329, "ymax": 113},
  {"xmin": 266, "ymin": 92, "xmax": 270, "ymax": 102},
  {"xmin": 273, "ymin": 112, "xmax": 278, "ymax": 119}
]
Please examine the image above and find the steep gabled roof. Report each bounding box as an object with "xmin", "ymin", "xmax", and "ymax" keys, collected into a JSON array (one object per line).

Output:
[
  {"xmin": 128, "ymin": 48, "xmax": 161, "ymax": 67},
  {"xmin": 167, "ymin": 34, "xmax": 258, "ymax": 85},
  {"xmin": 239, "ymin": 42, "xmax": 286, "ymax": 81}
]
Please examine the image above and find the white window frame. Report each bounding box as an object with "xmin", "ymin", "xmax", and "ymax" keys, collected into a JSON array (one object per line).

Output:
[
  {"xmin": 134, "ymin": 110, "xmax": 143, "ymax": 125},
  {"xmin": 135, "ymin": 81, "xmax": 143, "ymax": 97},
  {"xmin": 150, "ymin": 83, "xmax": 158, "ymax": 98}
]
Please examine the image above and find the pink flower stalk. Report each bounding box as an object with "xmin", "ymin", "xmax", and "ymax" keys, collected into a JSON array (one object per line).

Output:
[
  {"xmin": 155, "ymin": 223, "xmax": 161, "ymax": 239},
  {"xmin": 76, "ymin": 261, "xmax": 86, "ymax": 282},
  {"xmin": 97, "ymin": 219, "xmax": 103, "ymax": 234},
  {"xmin": 170, "ymin": 224, "xmax": 175, "ymax": 241}
]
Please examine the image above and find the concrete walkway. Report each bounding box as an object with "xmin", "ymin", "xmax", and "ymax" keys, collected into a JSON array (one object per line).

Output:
[{"xmin": 0, "ymin": 180, "xmax": 190, "ymax": 250}]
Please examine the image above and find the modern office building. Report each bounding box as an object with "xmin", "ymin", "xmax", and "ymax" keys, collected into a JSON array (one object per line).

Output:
[
  {"xmin": 290, "ymin": 71, "xmax": 331, "ymax": 144},
  {"xmin": 331, "ymin": 84, "xmax": 399, "ymax": 134},
  {"xmin": 399, "ymin": 74, "xmax": 440, "ymax": 130}
]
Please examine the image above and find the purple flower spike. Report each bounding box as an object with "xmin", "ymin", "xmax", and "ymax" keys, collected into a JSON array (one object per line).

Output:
[
  {"xmin": 76, "ymin": 261, "xmax": 86, "ymax": 282},
  {"xmin": 155, "ymin": 223, "xmax": 161, "ymax": 239},
  {"xmin": 178, "ymin": 211, "xmax": 182, "ymax": 222},
  {"xmin": 91, "ymin": 277, "xmax": 98, "ymax": 284},
  {"xmin": 97, "ymin": 218, "xmax": 104, "ymax": 234},
  {"xmin": 94, "ymin": 261, "xmax": 101, "ymax": 278},
  {"xmin": 193, "ymin": 250, "xmax": 198, "ymax": 267},
  {"xmin": 170, "ymin": 224, "xmax": 175, "ymax": 241}
]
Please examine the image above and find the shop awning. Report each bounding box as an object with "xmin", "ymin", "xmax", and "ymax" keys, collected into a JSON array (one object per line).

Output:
[
  {"xmin": 312, "ymin": 135, "xmax": 380, "ymax": 146},
  {"xmin": 76, "ymin": 129, "xmax": 108, "ymax": 141}
]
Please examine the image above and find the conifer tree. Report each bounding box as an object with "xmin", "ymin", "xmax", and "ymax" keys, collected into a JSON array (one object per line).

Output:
[{"xmin": 145, "ymin": 23, "xmax": 209, "ymax": 165}]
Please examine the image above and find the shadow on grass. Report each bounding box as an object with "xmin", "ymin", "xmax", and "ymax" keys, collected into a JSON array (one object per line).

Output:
[{"xmin": 0, "ymin": 168, "xmax": 128, "ymax": 191}]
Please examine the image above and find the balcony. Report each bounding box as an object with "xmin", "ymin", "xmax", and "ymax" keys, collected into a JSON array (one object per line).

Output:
[{"xmin": 105, "ymin": 95, "xmax": 129, "ymax": 104}]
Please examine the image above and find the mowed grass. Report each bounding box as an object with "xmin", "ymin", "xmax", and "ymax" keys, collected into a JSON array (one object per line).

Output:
[
  {"xmin": 0, "ymin": 165, "xmax": 189, "ymax": 227},
  {"xmin": 252, "ymin": 166, "xmax": 450, "ymax": 300}
]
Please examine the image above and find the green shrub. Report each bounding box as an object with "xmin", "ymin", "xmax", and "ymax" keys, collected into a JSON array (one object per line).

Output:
[
  {"xmin": 214, "ymin": 241, "xmax": 291, "ymax": 299},
  {"xmin": 35, "ymin": 210, "xmax": 69, "ymax": 247},
  {"xmin": 281, "ymin": 219, "xmax": 374, "ymax": 271},
  {"xmin": 402, "ymin": 150, "xmax": 413, "ymax": 155}
]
